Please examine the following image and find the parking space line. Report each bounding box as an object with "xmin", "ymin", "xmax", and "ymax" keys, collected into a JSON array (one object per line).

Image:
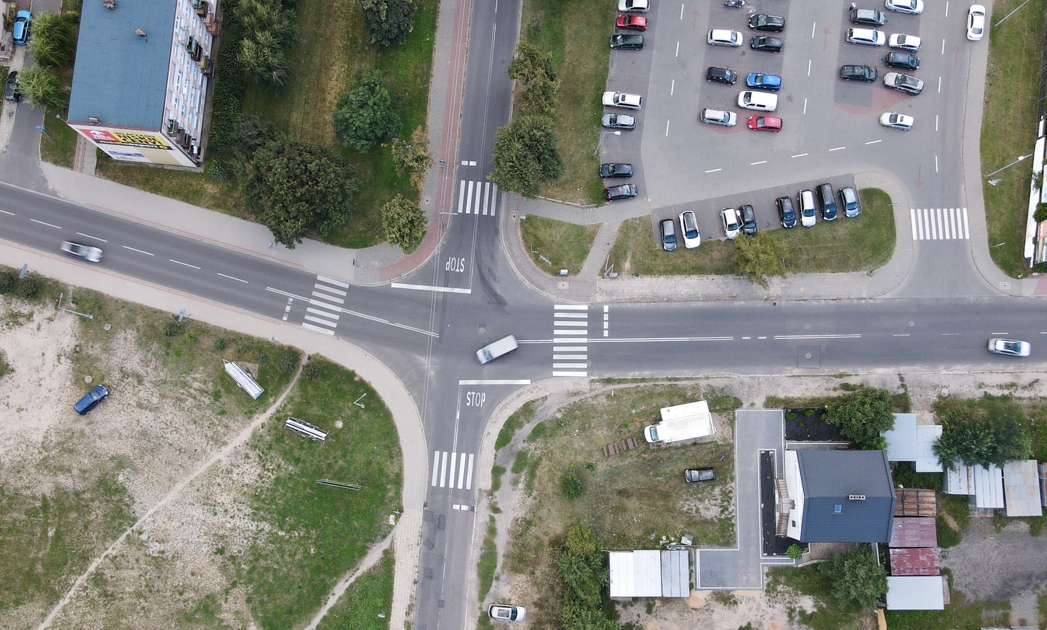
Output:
[
  {"xmin": 803, "ymin": 97, "xmax": 808, "ymax": 114},
  {"xmin": 938, "ymin": 76, "xmax": 942, "ymax": 93},
  {"xmin": 865, "ymin": 140, "xmax": 881, "ymax": 145},
  {"xmin": 751, "ymin": 160, "xmax": 767, "ymax": 166},
  {"xmin": 671, "ymin": 79, "xmax": 675, "ymax": 96},
  {"xmin": 935, "ymin": 114, "xmax": 939, "ymax": 132},
  {"xmin": 791, "ymin": 153, "xmax": 807, "ymax": 158},
  {"xmin": 705, "ymin": 168, "xmax": 722, "ymax": 173},
  {"xmin": 665, "ymin": 120, "xmax": 670, "ymax": 137},
  {"xmin": 829, "ymin": 146, "xmax": 845, "ymax": 152}
]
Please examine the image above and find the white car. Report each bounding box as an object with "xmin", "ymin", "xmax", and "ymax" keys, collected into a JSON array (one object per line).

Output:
[
  {"xmin": 602, "ymin": 91, "xmax": 642, "ymax": 109},
  {"xmin": 720, "ymin": 207, "xmax": 742, "ymax": 239},
  {"xmin": 888, "ymin": 33, "xmax": 922, "ymax": 51},
  {"xmin": 883, "ymin": 72, "xmax": 924, "ymax": 95},
  {"xmin": 489, "ymin": 604, "xmax": 527, "ymax": 621},
  {"xmin": 60, "ymin": 240, "xmax": 103, "ymax": 262},
  {"xmin": 967, "ymin": 4, "xmax": 986, "ymax": 40},
  {"xmin": 885, "ymin": 0, "xmax": 924, "ymax": 14},
  {"xmin": 737, "ymin": 91, "xmax": 778, "ymax": 111},
  {"xmin": 708, "ymin": 29, "xmax": 743, "ymax": 47},
  {"xmin": 846, "ymin": 28, "xmax": 886, "ymax": 46},
  {"xmin": 988, "ymin": 338, "xmax": 1030, "ymax": 357},
  {"xmin": 699, "ymin": 107, "xmax": 737, "ymax": 127},
  {"xmin": 879, "ymin": 112, "xmax": 914, "ymax": 130},
  {"xmin": 618, "ymin": 0, "xmax": 649, "ymax": 12},
  {"xmin": 680, "ymin": 210, "xmax": 701, "ymax": 248}
]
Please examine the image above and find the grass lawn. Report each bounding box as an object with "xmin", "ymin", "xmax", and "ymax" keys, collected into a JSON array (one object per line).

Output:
[
  {"xmin": 519, "ymin": 215, "xmax": 599, "ymax": 276},
  {"xmin": 981, "ymin": 0, "xmax": 1046, "ymax": 277},
  {"xmin": 607, "ymin": 188, "xmax": 895, "ymax": 276},
  {"xmin": 314, "ymin": 547, "xmax": 394, "ymax": 630},
  {"xmin": 95, "ymin": 156, "xmax": 247, "ymax": 217},
  {"xmin": 40, "ymin": 106, "xmax": 80, "ymax": 169}
]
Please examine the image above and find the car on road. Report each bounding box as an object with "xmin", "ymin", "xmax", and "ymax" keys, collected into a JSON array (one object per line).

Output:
[
  {"xmin": 840, "ymin": 186, "xmax": 861, "ymax": 218},
  {"xmin": 60, "ymin": 240, "xmax": 104, "ymax": 262},
  {"xmin": 748, "ymin": 14, "xmax": 785, "ymax": 32},
  {"xmin": 740, "ymin": 204, "xmax": 757, "ymax": 236},
  {"xmin": 684, "ymin": 468, "xmax": 716, "ymax": 483},
  {"xmin": 74, "ymin": 384, "xmax": 109, "ymax": 415},
  {"xmin": 840, "ymin": 64, "xmax": 878, "ymax": 82},
  {"xmin": 721, "ymin": 207, "xmax": 742, "ymax": 239},
  {"xmin": 699, "ymin": 107, "xmax": 738, "ymax": 127},
  {"xmin": 777, "ymin": 196, "xmax": 797, "ymax": 228},
  {"xmin": 605, "ymin": 184, "xmax": 638, "ymax": 201},
  {"xmin": 13, "ymin": 10, "xmax": 31, "ymax": 45},
  {"xmin": 660, "ymin": 218, "xmax": 678, "ymax": 252},
  {"xmin": 846, "ymin": 27, "xmax": 886, "ymax": 46},
  {"xmin": 610, "ymin": 34, "xmax": 644, "ymax": 49},
  {"xmin": 616, "ymin": 14, "xmax": 647, "ymax": 30},
  {"xmin": 746, "ymin": 72, "xmax": 782, "ymax": 91},
  {"xmin": 708, "ymin": 29, "xmax": 743, "ymax": 47},
  {"xmin": 489, "ymin": 604, "xmax": 527, "ymax": 621},
  {"xmin": 988, "ymin": 338, "xmax": 1031, "ymax": 356},
  {"xmin": 706, "ymin": 66, "xmax": 739, "ymax": 85},
  {"xmin": 798, "ymin": 189, "xmax": 817, "ymax": 228},
  {"xmin": 747, "ymin": 115, "xmax": 782, "ymax": 132},
  {"xmin": 817, "ymin": 183, "xmax": 838, "ymax": 220},
  {"xmin": 602, "ymin": 91, "xmax": 643, "ymax": 109},
  {"xmin": 885, "ymin": 0, "xmax": 924, "ymax": 14},
  {"xmin": 889, "ymin": 33, "xmax": 922, "ymax": 51},
  {"xmin": 750, "ymin": 35, "xmax": 783, "ymax": 53},
  {"xmin": 884, "ymin": 51, "xmax": 920, "ymax": 70},
  {"xmin": 737, "ymin": 91, "xmax": 778, "ymax": 111},
  {"xmin": 4, "ymin": 71, "xmax": 20, "ymax": 102},
  {"xmin": 600, "ymin": 163, "xmax": 634, "ymax": 178},
  {"xmin": 680, "ymin": 210, "xmax": 701, "ymax": 248},
  {"xmin": 880, "ymin": 112, "xmax": 914, "ymax": 130},
  {"xmin": 601, "ymin": 113, "xmax": 635, "ymax": 129},
  {"xmin": 850, "ymin": 8, "xmax": 887, "ymax": 26},
  {"xmin": 883, "ymin": 72, "xmax": 924, "ymax": 94},
  {"xmin": 967, "ymin": 4, "xmax": 986, "ymax": 40},
  {"xmin": 618, "ymin": 0, "xmax": 649, "ymax": 12}
]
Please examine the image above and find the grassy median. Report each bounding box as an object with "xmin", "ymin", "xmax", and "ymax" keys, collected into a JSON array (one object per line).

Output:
[{"xmin": 519, "ymin": 215, "xmax": 599, "ymax": 276}]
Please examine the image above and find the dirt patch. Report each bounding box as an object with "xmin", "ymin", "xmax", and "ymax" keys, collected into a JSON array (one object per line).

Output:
[{"xmin": 942, "ymin": 518, "xmax": 1047, "ymax": 602}]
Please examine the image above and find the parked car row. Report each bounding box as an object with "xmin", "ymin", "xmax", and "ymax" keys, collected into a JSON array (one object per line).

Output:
[{"xmin": 702, "ymin": 13, "xmax": 786, "ymax": 133}]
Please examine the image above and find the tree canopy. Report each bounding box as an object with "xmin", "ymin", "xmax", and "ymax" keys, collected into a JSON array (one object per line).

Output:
[
  {"xmin": 244, "ymin": 137, "xmax": 358, "ymax": 248},
  {"xmin": 557, "ymin": 524, "xmax": 616, "ymax": 630},
  {"xmin": 359, "ymin": 0, "xmax": 417, "ymax": 46},
  {"xmin": 819, "ymin": 545, "xmax": 887, "ymax": 611},
  {"xmin": 334, "ymin": 71, "xmax": 403, "ymax": 153},
  {"xmin": 14, "ymin": 67, "xmax": 65, "ymax": 109},
  {"xmin": 27, "ymin": 12, "xmax": 75, "ymax": 69},
  {"xmin": 490, "ymin": 115, "xmax": 564, "ymax": 198},
  {"xmin": 235, "ymin": 0, "xmax": 294, "ymax": 87},
  {"xmin": 508, "ymin": 40, "xmax": 559, "ymax": 116},
  {"xmin": 734, "ymin": 231, "xmax": 786, "ymax": 288},
  {"xmin": 933, "ymin": 394, "xmax": 1031, "ymax": 469},
  {"xmin": 380, "ymin": 194, "xmax": 428, "ymax": 253},
  {"xmin": 824, "ymin": 386, "xmax": 894, "ymax": 450}
]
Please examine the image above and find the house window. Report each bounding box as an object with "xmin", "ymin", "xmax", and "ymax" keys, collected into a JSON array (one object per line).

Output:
[
  {"xmin": 833, "ymin": 504, "xmax": 842, "ymax": 514},
  {"xmin": 790, "ymin": 520, "xmax": 796, "ymax": 527}
]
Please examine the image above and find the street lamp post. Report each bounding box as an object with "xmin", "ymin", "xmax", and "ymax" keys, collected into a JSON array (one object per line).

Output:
[{"xmin": 985, "ymin": 153, "xmax": 1033, "ymax": 179}]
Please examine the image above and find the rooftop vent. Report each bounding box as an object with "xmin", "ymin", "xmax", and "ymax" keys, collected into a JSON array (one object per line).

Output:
[
  {"xmin": 87, "ymin": 116, "xmax": 101, "ymax": 125},
  {"xmin": 848, "ymin": 494, "xmax": 866, "ymax": 501},
  {"xmin": 103, "ymin": 0, "xmax": 115, "ymax": 9},
  {"xmin": 135, "ymin": 28, "xmax": 147, "ymax": 37}
]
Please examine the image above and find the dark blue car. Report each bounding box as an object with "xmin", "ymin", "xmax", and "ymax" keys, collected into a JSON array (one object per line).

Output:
[
  {"xmin": 74, "ymin": 384, "xmax": 109, "ymax": 415},
  {"xmin": 746, "ymin": 72, "xmax": 782, "ymax": 91}
]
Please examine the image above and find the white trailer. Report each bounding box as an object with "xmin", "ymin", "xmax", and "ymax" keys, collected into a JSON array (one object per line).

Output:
[{"xmin": 643, "ymin": 400, "xmax": 715, "ymax": 444}]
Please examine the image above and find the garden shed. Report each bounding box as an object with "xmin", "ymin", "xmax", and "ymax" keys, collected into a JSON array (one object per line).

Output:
[{"xmin": 608, "ymin": 549, "xmax": 690, "ymax": 598}]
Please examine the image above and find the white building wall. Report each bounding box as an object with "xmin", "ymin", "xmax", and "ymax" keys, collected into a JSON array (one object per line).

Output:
[{"xmin": 784, "ymin": 450, "xmax": 806, "ymax": 541}]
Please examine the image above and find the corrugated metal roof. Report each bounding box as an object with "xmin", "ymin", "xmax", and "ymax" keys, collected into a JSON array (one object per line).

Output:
[
  {"xmin": 889, "ymin": 517, "xmax": 937, "ymax": 548},
  {"xmin": 68, "ymin": 0, "xmax": 176, "ymax": 127},
  {"xmin": 883, "ymin": 413, "xmax": 918, "ymax": 461},
  {"xmin": 885, "ymin": 576, "xmax": 945, "ymax": 610},
  {"xmin": 945, "ymin": 462, "xmax": 1005, "ymax": 508},
  {"xmin": 609, "ymin": 550, "xmax": 689, "ymax": 598},
  {"xmin": 915, "ymin": 424, "xmax": 943, "ymax": 472},
  {"xmin": 1004, "ymin": 460, "xmax": 1043, "ymax": 517},
  {"xmin": 889, "ymin": 547, "xmax": 940, "ymax": 576},
  {"xmin": 894, "ymin": 489, "xmax": 937, "ymax": 517},
  {"xmin": 797, "ymin": 450, "xmax": 896, "ymax": 543},
  {"xmin": 660, "ymin": 550, "xmax": 690, "ymax": 597}
]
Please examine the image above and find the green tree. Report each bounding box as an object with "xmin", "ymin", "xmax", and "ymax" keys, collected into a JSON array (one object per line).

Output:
[
  {"xmin": 819, "ymin": 545, "xmax": 887, "ymax": 611},
  {"xmin": 243, "ymin": 137, "xmax": 359, "ymax": 248},
  {"xmin": 734, "ymin": 232, "xmax": 786, "ymax": 288},
  {"xmin": 380, "ymin": 194, "xmax": 427, "ymax": 253},
  {"xmin": 490, "ymin": 115, "xmax": 564, "ymax": 198},
  {"xmin": 508, "ymin": 40, "xmax": 559, "ymax": 116},
  {"xmin": 14, "ymin": 67, "xmax": 65, "ymax": 109},
  {"xmin": 824, "ymin": 386, "xmax": 894, "ymax": 449},
  {"xmin": 26, "ymin": 12, "xmax": 75, "ymax": 69},
  {"xmin": 933, "ymin": 394, "xmax": 1031, "ymax": 469},
  {"xmin": 359, "ymin": 0, "xmax": 417, "ymax": 46},
  {"xmin": 238, "ymin": 30, "xmax": 292, "ymax": 87},
  {"xmin": 390, "ymin": 126, "xmax": 433, "ymax": 187},
  {"xmin": 333, "ymin": 71, "xmax": 403, "ymax": 152}
]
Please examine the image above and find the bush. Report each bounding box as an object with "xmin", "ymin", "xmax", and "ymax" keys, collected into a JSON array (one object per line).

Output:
[
  {"xmin": 162, "ymin": 320, "xmax": 183, "ymax": 337},
  {"xmin": 15, "ymin": 274, "xmax": 42, "ymax": 299},
  {"xmin": 380, "ymin": 194, "xmax": 427, "ymax": 253},
  {"xmin": 303, "ymin": 359, "xmax": 325, "ymax": 381},
  {"xmin": 212, "ymin": 338, "xmax": 228, "ymax": 352},
  {"xmin": 0, "ymin": 271, "xmax": 15, "ymax": 294},
  {"xmin": 275, "ymin": 348, "xmax": 299, "ymax": 374},
  {"xmin": 206, "ymin": 160, "xmax": 232, "ymax": 181},
  {"xmin": 786, "ymin": 544, "xmax": 804, "ymax": 560},
  {"xmin": 1036, "ymin": 202, "xmax": 1047, "ymax": 224},
  {"xmin": 561, "ymin": 471, "xmax": 585, "ymax": 500}
]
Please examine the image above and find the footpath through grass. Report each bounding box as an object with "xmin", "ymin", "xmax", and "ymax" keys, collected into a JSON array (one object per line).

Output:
[
  {"xmin": 314, "ymin": 547, "xmax": 394, "ymax": 630},
  {"xmin": 519, "ymin": 215, "xmax": 599, "ymax": 276}
]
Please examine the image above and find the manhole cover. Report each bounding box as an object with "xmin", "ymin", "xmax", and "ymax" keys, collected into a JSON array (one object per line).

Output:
[
  {"xmin": 797, "ymin": 346, "xmax": 821, "ymax": 369},
  {"xmin": 84, "ymin": 375, "xmax": 93, "ymax": 383},
  {"xmin": 103, "ymin": 323, "xmax": 111, "ymax": 331}
]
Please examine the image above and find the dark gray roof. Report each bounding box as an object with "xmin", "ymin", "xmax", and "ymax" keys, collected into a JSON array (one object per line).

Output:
[
  {"xmin": 68, "ymin": 0, "xmax": 176, "ymax": 128},
  {"xmin": 797, "ymin": 450, "xmax": 895, "ymax": 543}
]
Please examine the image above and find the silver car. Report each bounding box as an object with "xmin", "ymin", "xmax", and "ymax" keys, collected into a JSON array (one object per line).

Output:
[
  {"xmin": 61, "ymin": 240, "xmax": 103, "ymax": 262},
  {"xmin": 699, "ymin": 108, "xmax": 738, "ymax": 127}
]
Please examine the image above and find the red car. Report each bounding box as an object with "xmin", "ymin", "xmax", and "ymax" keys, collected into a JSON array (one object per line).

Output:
[
  {"xmin": 616, "ymin": 14, "xmax": 647, "ymax": 31},
  {"xmin": 747, "ymin": 115, "xmax": 782, "ymax": 132}
]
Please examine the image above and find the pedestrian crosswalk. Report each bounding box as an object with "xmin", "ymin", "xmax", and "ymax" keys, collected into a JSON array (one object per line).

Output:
[
  {"xmin": 554, "ymin": 305, "xmax": 588, "ymax": 377},
  {"xmin": 457, "ymin": 180, "xmax": 499, "ymax": 216},
  {"xmin": 301, "ymin": 275, "xmax": 347, "ymax": 336},
  {"xmin": 431, "ymin": 451, "xmax": 475, "ymax": 489},
  {"xmin": 910, "ymin": 208, "xmax": 969, "ymax": 241}
]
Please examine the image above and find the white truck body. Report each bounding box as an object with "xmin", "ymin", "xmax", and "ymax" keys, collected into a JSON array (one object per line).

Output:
[
  {"xmin": 475, "ymin": 334, "xmax": 519, "ymax": 364},
  {"xmin": 643, "ymin": 400, "xmax": 716, "ymax": 444}
]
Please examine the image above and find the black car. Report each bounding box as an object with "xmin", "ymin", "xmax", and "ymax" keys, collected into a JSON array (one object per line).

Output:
[
  {"xmin": 605, "ymin": 184, "xmax": 638, "ymax": 201},
  {"xmin": 750, "ymin": 36, "xmax": 783, "ymax": 53},
  {"xmin": 884, "ymin": 51, "xmax": 919, "ymax": 70},
  {"xmin": 777, "ymin": 196, "xmax": 797, "ymax": 228},
  {"xmin": 748, "ymin": 14, "xmax": 785, "ymax": 32},
  {"xmin": 850, "ymin": 8, "xmax": 886, "ymax": 25},
  {"xmin": 4, "ymin": 71, "xmax": 19, "ymax": 102},
  {"xmin": 74, "ymin": 384, "xmax": 109, "ymax": 415},
  {"xmin": 610, "ymin": 33, "xmax": 644, "ymax": 50},
  {"xmin": 839, "ymin": 64, "xmax": 877, "ymax": 82},
  {"xmin": 599, "ymin": 163, "xmax": 634, "ymax": 178},
  {"xmin": 817, "ymin": 183, "xmax": 838, "ymax": 220},
  {"xmin": 706, "ymin": 66, "xmax": 738, "ymax": 85},
  {"xmin": 684, "ymin": 468, "xmax": 716, "ymax": 483},
  {"xmin": 740, "ymin": 204, "xmax": 757, "ymax": 237}
]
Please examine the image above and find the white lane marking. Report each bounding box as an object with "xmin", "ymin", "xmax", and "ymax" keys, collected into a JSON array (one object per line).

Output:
[
  {"xmin": 31, "ymin": 219, "xmax": 61, "ymax": 229},
  {"xmin": 122, "ymin": 245, "xmax": 154, "ymax": 256},
  {"xmin": 0, "ymin": 209, "xmax": 13, "ymax": 216},
  {"xmin": 773, "ymin": 334, "xmax": 861, "ymax": 340},
  {"xmin": 306, "ymin": 307, "xmax": 339, "ymax": 319},
  {"xmin": 76, "ymin": 232, "xmax": 107, "ymax": 242},
  {"xmin": 218, "ymin": 273, "xmax": 248, "ymax": 283},
  {"xmin": 751, "ymin": 160, "xmax": 767, "ymax": 165},
  {"xmin": 935, "ymin": 114, "xmax": 939, "ymax": 132},
  {"xmin": 554, "ymin": 363, "xmax": 588, "ymax": 369},
  {"xmin": 465, "ymin": 454, "xmax": 474, "ymax": 490},
  {"xmin": 675, "ymin": 40, "xmax": 680, "ymax": 57},
  {"xmin": 671, "ymin": 79, "xmax": 675, "ymax": 96},
  {"xmin": 829, "ymin": 146, "xmax": 845, "ymax": 152},
  {"xmin": 705, "ymin": 168, "xmax": 722, "ymax": 173},
  {"xmin": 304, "ymin": 315, "xmax": 337, "ymax": 327},
  {"xmin": 267, "ymin": 287, "xmax": 437, "ymax": 337},
  {"xmin": 935, "ymin": 155, "xmax": 939, "ymax": 173},
  {"xmin": 962, "ymin": 208, "xmax": 970, "ymax": 238},
  {"xmin": 439, "ymin": 451, "xmax": 448, "ymax": 488},
  {"xmin": 803, "ymin": 97, "xmax": 808, "ymax": 115},
  {"xmin": 586, "ymin": 336, "xmax": 733, "ymax": 343},
  {"xmin": 458, "ymin": 379, "xmax": 531, "ymax": 385},
  {"xmin": 311, "ymin": 291, "xmax": 343, "ymax": 303},
  {"xmin": 316, "ymin": 275, "xmax": 349, "ymax": 288},
  {"xmin": 807, "ymin": 57, "xmax": 812, "ymax": 75},
  {"xmin": 457, "ymin": 453, "xmax": 467, "ymax": 489},
  {"xmin": 551, "ymin": 346, "xmax": 587, "ymax": 352},
  {"xmin": 665, "ymin": 120, "xmax": 670, "ymax": 137},
  {"xmin": 554, "ymin": 320, "xmax": 588, "ymax": 327},
  {"xmin": 791, "ymin": 153, "xmax": 808, "ymax": 158},
  {"xmin": 554, "ymin": 304, "xmax": 587, "ymax": 310},
  {"xmin": 554, "ymin": 329, "xmax": 587, "ymax": 336},
  {"xmin": 169, "ymin": 259, "xmax": 201, "ymax": 270},
  {"xmin": 449, "ymin": 453, "xmax": 458, "ymax": 489},
  {"xmin": 554, "ymin": 354, "xmax": 588, "ymax": 360},
  {"xmin": 313, "ymin": 284, "xmax": 348, "ymax": 297},
  {"xmin": 554, "ymin": 312, "xmax": 588, "ymax": 318},
  {"xmin": 308, "ymin": 299, "xmax": 342, "ymax": 312},
  {"xmin": 865, "ymin": 140, "xmax": 881, "ymax": 145},
  {"xmin": 302, "ymin": 323, "xmax": 335, "ymax": 335},
  {"xmin": 679, "ymin": 3, "xmax": 683, "ymax": 19},
  {"xmin": 553, "ymin": 371, "xmax": 588, "ymax": 377},
  {"xmin": 391, "ymin": 282, "xmax": 471, "ymax": 294}
]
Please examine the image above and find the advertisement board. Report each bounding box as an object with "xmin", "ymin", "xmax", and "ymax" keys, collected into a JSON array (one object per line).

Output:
[{"xmin": 70, "ymin": 125, "xmax": 196, "ymax": 167}]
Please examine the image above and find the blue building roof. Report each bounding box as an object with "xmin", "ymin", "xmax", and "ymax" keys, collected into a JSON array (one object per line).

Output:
[
  {"xmin": 68, "ymin": 0, "xmax": 176, "ymax": 128},
  {"xmin": 797, "ymin": 450, "xmax": 895, "ymax": 543}
]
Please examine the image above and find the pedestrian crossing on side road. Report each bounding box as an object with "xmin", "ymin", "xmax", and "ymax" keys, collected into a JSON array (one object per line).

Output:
[
  {"xmin": 301, "ymin": 275, "xmax": 347, "ymax": 336},
  {"xmin": 431, "ymin": 451, "xmax": 475, "ymax": 489},
  {"xmin": 554, "ymin": 305, "xmax": 588, "ymax": 377},
  {"xmin": 457, "ymin": 180, "xmax": 499, "ymax": 216},
  {"xmin": 910, "ymin": 208, "xmax": 969, "ymax": 241}
]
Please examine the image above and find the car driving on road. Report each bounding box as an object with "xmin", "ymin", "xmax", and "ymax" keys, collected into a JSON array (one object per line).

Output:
[
  {"xmin": 988, "ymin": 338, "xmax": 1031, "ymax": 357},
  {"xmin": 61, "ymin": 240, "xmax": 104, "ymax": 262},
  {"xmin": 880, "ymin": 112, "xmax": 914, "ymax": 130}
]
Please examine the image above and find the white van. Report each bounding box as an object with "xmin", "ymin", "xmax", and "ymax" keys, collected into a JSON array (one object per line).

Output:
[
  {"xmin": 737, "ymin": 91, "xmax": 778, "ymax": 112},
  {"xmin": 476, "ymin": 335, "xmax": 519, "ymax": 364}
]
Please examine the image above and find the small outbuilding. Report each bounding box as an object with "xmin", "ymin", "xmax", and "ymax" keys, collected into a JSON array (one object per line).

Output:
[
  {"xmin": 944, "ymin": 461, "xmax": 1005, "ymax": 509},
  {"xmin": 609, "ymin": 549, "xmax": 690, "ymax": 598},
  {"xmin": 885, "ymin": 575, "xmax": 946, "ymax": 610},
  {"xmin": 1003, "ymin": 460, "xmax": 1043, "ymax": 517},
  {"xmin": 882, "ymin": 413, "xmax": 943, "ymax": 472}
]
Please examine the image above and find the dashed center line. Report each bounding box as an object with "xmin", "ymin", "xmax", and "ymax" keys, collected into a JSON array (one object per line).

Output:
[
  {"xmin": 169, "ymin": 259, "xmax": 201, "ymax": 270},
  {"xmin": 217, "ymin": 272, "xmax": 248, "ymax": 283},
  {"xmin": 829, "ymin": 146, "xmax": 846, "ymax": 152},
  {"xmin": 76, "ymin": 232, "xmax": 107, "ymax": 242},
  {"xmin": 122, "ymin": 245, "xmax": 154, "ymax": 256},
  {"xmin": 31, "ymin": 219, "xmax": 61, "ymax": 229}
]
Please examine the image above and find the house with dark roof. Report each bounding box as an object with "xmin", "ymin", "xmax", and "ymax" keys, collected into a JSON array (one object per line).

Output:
[
  {"xmin": 66, "ymin": 0, "xmax": 218, "ymax": 167},
  {"xmin": 780, "ymin": 450, "xmax": 896, "ymax": 543}
]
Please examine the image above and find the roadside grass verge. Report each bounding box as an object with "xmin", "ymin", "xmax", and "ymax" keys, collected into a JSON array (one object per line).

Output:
[
  {"xmin": 981, "ymin": 0, "xmax": 1046, "ymax": 277},
  {"xmin": 477, "ymin": 515, "xmax": 498, "ymax": 604},
  {"xmin": 496, "ymin": 398, "xmax": 545, "ymax": 451},
  {"xmin": 40, "ymin": 105, "xmax": 80, "ymax": 169},
  {"xmin": 95, "ymin": 157, "xmax": 247, "ymax": 217},
  {"xmin": 519, "ymin": 216, "xmax": 599, "ymax": 276},
  {"xmin": 235, "ymin": 355, "xmax": 402, "ymax": 630},
  {"xmin": 314, "ymin": 547, "xmax": 394, "ymax": 630},
  {"xmin": 607, "ymin": 189, "xmax": 894, "ymax": 276}
]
